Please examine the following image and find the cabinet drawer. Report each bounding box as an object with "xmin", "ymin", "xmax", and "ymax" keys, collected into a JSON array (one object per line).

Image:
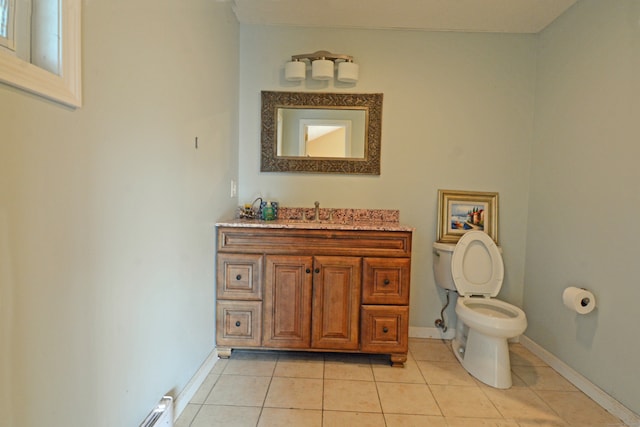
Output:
[
  {"xmin": 360, "ymin": 305, "xmax": 408, "ymax": 353},
  {"xmin": 362, "ymin": 258, "xmax": 410, "ymax": 305},
  {"xmin": 217, "ymin": 253, "xmax": 263, "ymax": 300},
  {"xmin": 216, "ymin": 300, "xmax": 262, "ymax": 347}
]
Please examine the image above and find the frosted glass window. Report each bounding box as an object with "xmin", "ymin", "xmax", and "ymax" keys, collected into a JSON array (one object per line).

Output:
[
  {"xmin": 31, "ymin": 0, "xmax": 60, "ymax": 75},
  {"xmin": 0, "ymin": 0, "xmax": 15, "ymax": 50}
]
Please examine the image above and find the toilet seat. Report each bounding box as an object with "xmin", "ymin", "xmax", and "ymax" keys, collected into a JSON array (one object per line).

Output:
[{"xmin": 452, "ymin": 231, "xmax": 503, "ymax": 297}]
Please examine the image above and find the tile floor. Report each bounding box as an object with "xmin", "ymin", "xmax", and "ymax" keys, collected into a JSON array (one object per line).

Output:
[{"xmin": 175, "ymin": 338, "xmax": 625, "ymax": 427}]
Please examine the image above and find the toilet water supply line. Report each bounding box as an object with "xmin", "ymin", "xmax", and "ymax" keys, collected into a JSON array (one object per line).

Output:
[{"xmin": 435, "ymin": 289, "xmax": 450, "ymax": 332}]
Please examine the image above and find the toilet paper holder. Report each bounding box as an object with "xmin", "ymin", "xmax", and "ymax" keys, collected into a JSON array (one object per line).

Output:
[{"xmin": 563, "ymin": 286, "xmax": 596, "ymax": 314}]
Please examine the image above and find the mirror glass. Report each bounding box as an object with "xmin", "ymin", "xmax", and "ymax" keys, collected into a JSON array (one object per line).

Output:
[
  {"xmin": 261, "ymin": 91, "xmax": 383, "ymax": 175},
  {"xmin": 277, "ymin": 108, "xmax": 366, "ymax": 158}
]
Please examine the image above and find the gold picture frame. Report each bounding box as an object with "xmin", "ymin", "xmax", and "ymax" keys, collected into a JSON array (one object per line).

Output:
[{"xmin": 437, "ymin": 190, "xmax": 499, "ymax": 244}]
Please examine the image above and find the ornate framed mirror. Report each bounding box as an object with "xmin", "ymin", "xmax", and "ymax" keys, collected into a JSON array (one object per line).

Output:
[{"xmin": 260, "ymin": 91, "xmax": 383, "ymax": 175}]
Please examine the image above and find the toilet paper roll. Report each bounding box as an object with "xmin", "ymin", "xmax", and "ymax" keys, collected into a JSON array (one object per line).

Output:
[{"xmin": 562, "ymin": 287, "xmax": 596, "ymax": 314}]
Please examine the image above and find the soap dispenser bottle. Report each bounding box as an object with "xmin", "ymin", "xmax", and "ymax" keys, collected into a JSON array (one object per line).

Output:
[{"xmin": 262, "ymin": 201, "xmax": 275, "ymax": 221}]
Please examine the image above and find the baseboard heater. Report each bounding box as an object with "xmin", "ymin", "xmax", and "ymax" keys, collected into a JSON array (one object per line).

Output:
[{"xmin": 140, "ymin": 396, "xmax": 173, "ymax": 427}]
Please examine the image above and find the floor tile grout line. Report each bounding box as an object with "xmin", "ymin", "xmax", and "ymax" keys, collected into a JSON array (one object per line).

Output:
[
  {"xmin": 473, "ymin": 373, "xmax": 511, "ymax": 421},
  {"xmin": 185, "ymin": 403, "xmax": 202, "ymax": 427},
  {"xmin": 256, "ymin": 377, "xmax": 274, "ymax": 425},
  {"xmin": 256, "ymin": 352, "xmax": 280, "ymax": 426},
  {"xmin": 528, "ymin": 386, "xmax": 588, "ymax": 425},
  {"xmin": 423, "ymin": 380, "xmax": 448, "ymax": 419},
  {"xmin": 321, "ymin": 354, "xmax": 325, "ymax": 426},
  {"xmin": 371, "ymin": 364, "xmax": 385, "ymax": 422},
  {"xmin": 186, "ymin": 366, "xmax": 224, "ymax": 427}
]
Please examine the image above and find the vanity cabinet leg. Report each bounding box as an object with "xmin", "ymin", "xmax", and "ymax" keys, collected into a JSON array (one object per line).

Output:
[
  {"xmin": 217, "ymin": 347, "xmax": 232, "ymax": 359},
  {"xmin": 390, "ymin": 353, "xmax": 407, "ymax": 367}
]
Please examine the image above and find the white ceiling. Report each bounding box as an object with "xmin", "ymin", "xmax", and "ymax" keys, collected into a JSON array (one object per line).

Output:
[{"xmin": 231, "ymin": 0, "xmax": 578, "ymax": 34}]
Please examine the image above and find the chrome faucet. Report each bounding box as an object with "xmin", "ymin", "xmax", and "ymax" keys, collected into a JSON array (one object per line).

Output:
[{"xmin": 313, "ymin": 201, "xmax": 320, "ymax": 221}]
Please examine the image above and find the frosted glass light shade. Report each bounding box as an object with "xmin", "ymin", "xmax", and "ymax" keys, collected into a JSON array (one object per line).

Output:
[
  {"xmin": 312, "ymin": 59, "xmax": 334, "ymax": 80},
  {"xmin": 285, "ymin": 61, "xmax": 306, "ymax": 81},
  {"xmin": 337, "ymin": 61, "xmax": 359, "ymax": 82}
]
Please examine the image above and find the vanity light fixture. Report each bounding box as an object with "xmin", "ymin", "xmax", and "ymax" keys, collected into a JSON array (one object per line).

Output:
[{"xmin": 284, "ymin": 50, "xmax": 359, "ymax": 83}]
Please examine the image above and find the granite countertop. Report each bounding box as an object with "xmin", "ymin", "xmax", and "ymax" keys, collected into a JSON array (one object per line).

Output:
[
  {"xmin": 215, "ymin": 218, "xmax": 414, "ymax": 232},
  {"xmin": 217, "ymin": 207, "xmax": 414, "ymax": 232}
]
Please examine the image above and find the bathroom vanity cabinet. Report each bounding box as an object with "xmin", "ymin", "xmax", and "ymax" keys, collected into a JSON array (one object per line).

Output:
[{"xmin": 215, "ymin": 224, "xmax": 413, "ymax": 366}]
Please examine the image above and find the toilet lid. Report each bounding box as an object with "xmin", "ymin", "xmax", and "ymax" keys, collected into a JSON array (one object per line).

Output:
[{"xmin": 451, "ymin": 231, "xmax": 503, "ymax": 297}]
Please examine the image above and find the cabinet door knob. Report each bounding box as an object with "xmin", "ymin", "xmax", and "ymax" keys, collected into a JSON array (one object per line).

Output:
[
  {"xmin": 314, "ymin": 268, "xmax": 320, "ymax": 274},
  {"xmin": 235, "ymin": 321, "xmax": 241, "ymax": 327},
  {"xmin": 236, "ymin": 274, "xmax": 242, "ymax": 280},
  {"xmin": 306, "ymin": 268, "xmax": 311, "ymax": 274},
  {"xmin": 383, "ymin": 279, "xmax": 390, "ymax": 285},
  {"xmin": 382, "ymin": 327, "xmax": 389, "ymax": 333}
]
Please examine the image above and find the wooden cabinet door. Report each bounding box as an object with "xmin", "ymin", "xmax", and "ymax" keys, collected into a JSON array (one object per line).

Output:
[
  {"xmin": 263, "ymin": 255, "xmax": 313, "ymax": 348},
  {"xmin": 311, "ymin": 256, "xmax": 361, "ymax": 350}
]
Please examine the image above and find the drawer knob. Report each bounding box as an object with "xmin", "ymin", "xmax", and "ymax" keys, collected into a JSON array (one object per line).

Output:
[
  {"xmin": 383, "ymin": 279, "xmax": 390, "ymax": 285},
  {"xmin": 235, "ymin": 321, "xmax": 241, "ymax": 327},
  {"xmin": 236, "ymin": 274, "xmax": 242, "ymax": 280},
  {"xmin": 314, "ymin": 268, "xmax": 320, "ymax": 274},
  {"xmin": 382, "ymin": 327, "xmax": 389, "ymax": 333},
  {"xmin": 306, "ymin": 268, "xmax": 311, "ymax": 274}
]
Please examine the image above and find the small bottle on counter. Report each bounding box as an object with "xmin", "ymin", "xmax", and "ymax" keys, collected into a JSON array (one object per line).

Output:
[{"xmin": 262, "ymin": 201, "xmax": 276, "ymax": 221}]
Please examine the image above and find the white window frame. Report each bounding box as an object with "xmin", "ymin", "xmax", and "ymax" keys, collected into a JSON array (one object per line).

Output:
[{"xmin": 0, "ymin": 0, "xmax": 81, "ymax": 107}]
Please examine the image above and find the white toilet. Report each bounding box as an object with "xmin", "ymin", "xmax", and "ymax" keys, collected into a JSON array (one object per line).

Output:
[{"xmin": 432, "ymin": 231, "xmax": 527, "ymax": 389}]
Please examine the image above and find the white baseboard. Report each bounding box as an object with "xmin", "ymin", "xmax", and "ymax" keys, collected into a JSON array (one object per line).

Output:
[
  {"xmin": 173, "ymin": 348, "xmax": 219, "ymax": 421},
  {"xmin": 520, "ymin": 335, "xmax": 640, "ymax": 427},
  {"xmin": 409, "ymin": 326, "xmax": 456, "ymax": 340}
]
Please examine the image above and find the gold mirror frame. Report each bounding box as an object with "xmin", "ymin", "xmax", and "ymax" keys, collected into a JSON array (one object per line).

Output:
[{"xmin": 260, "ymin": 91, "xmax": 383, "ymax": 175}]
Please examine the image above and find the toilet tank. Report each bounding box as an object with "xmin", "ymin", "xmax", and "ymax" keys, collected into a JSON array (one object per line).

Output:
[{"xmin": 432, "ymin": 242, "xmax": 456, "ymax": 291}]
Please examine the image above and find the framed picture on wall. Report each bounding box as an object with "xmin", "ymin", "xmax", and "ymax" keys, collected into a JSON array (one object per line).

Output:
[{"xmin": 437, "ymin": 189, "xmax": 499, "ymax": 244}]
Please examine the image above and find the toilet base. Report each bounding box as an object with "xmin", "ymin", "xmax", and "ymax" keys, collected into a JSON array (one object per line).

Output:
[{"xmin": 452, "ymin": 328, "xmax": 513, "ymax": 389}]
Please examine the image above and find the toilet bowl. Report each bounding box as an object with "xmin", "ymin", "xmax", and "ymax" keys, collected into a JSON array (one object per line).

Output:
[
  {"xmin": 456, "ymin": 297, "xmax": 526, "ymax": 338},
  {"xmin": 433, "ymin": 231, "xmax": 527, "ymax": 389}
]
